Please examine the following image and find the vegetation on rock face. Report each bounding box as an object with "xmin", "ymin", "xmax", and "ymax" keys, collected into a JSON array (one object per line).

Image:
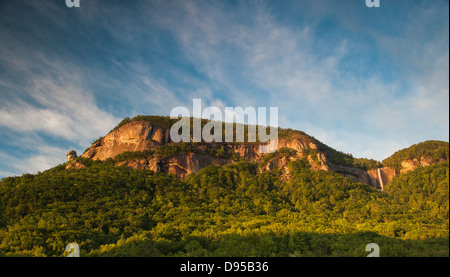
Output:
[
  {"xmin": 114, "ymin": 115, "xmax": 178, "ymax": 130},
  {"xmin": 112, "ymin": 143, "xmax": 241, "ymax": 163},
  {"xmin": 0, "ymin": 155, "xmax": 447, "ymax": 257},
  {"xmin": 260, "ymin": 148, "xmax": 298, "ymax": 168},
  {"xmin": 382, "ymin": 140, "xmax": 449, "ymax": 170}
]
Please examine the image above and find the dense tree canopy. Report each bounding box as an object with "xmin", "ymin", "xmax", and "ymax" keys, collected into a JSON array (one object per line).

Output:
[{"xmin": 0, "ymin": 156, "xmax": 448, "ymax": 257}]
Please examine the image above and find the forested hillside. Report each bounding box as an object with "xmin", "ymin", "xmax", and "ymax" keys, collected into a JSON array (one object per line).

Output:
[
  {"xmin": 0, "ymin": 155, "xmax": 448, "ymax": 257},
  {"xmin": 383, "ymin": 141, "xmax": 449, "ymax": 170}
]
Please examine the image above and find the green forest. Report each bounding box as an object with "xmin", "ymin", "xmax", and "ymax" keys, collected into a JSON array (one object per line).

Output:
[
  {"xmin": 0, "ymin": 153, "xmax": 448, "ymax": 257},
  {"xmin": 383, "ymin": 140, "xmax": 449, "ymax": 170}
]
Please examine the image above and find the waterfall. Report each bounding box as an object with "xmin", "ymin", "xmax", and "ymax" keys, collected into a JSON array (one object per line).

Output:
[{"xmin": 377, "ymin": 168, "xmax": 384, "ymax": 192}]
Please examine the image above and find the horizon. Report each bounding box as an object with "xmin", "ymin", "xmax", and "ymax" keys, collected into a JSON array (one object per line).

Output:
[{"xmin": 0, "ymin": 0, "xmax": 449, "ymax": 178}]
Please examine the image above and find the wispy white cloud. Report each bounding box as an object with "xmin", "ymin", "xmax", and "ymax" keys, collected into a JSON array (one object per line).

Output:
[
  {"xmin": 0, "ymin": 73, "xmax": 118, "ymax": 176},
  {"xmin": 147, "ymin": 0, "xmax": 448, "ymax": 160},
  {"xmin": 0, "ymin": 0, "xmax": 448, "ymax": 178},
  {"xmin": 0, "ymin": 2, "xmax": 120, "ymax": 176},
  {"xmin": 16, "ymin": 146, "xmax": 68, "ymax": 174},
  {"xmin": 0, "ymin": 145, "xmax": 67, "ymax": 177},
  {"xmin": 0, "ymin": 74, "xmax": 118, "ymax": 145}
]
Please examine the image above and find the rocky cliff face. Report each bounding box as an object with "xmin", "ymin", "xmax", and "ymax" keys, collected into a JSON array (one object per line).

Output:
[
  {"xmin": 82, "ymin": 121, "xmax": 320, "ymax": 160},
  {"xmin": 66, "ymin": 150, "xmax": 77, "ymax": 162},
  {"xmin": 76, "ymin": 119, "xmax": 447, "ymax": 189},
  {"xmin": 115, "ymin": 153, "xmax": 232, "ymax": 179},
  {"xmin": 399, "ymin": 157, "xmax": 447, "ymax": 174},
  {"xmin": 82, "ymin": 121, "xmax": 171, "ymax": 160},
  {"xmin": 80, "ymin": 121, "xmax": 332, "ymax": 180},
  {"xmin": 367, "ymin": 167, "xmax": 398, "ymax": 190}
]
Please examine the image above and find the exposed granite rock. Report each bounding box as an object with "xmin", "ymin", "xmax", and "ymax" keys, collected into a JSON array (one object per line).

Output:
[
  {"xmin": 367, "ymin": 167, "xmax": 399, "ymax": 190},
  {"xmin": 328, "ymin": 163, "xmax": 381, "ymax": 189},
  {"xmin": 399, "ymin": 156, "xmax": 440, "ymax": 174},
  {"xmin": 66, "ymin": 150, "xmax": 77, "ymax": 162},
  {"xmin": 307, "ymin": 153, "xmax": 329, "ymax": 171},
  {"xmin": 82, "ymin": 121, "xmax": 170, "ymax": 160},
  {"xmin": 229, "ymin": 143, "xmax": 262, "ymax": 160},
  {"xmin": 115, "ymin": 153, "xmax": 232, "ymax": 179},
  {"xmin": 400, "ymin": 159, "xmax": 419, "ymax": 174},
  {"xmin": 277, "ymin": 138, "xmax": 308, "ymax": 152},
  {"xmin": 66, "ymin": 150, "xmax": 85, "ymax": 169},
  {"xmin": 116, "ymin": 159, "xmax": 154, "ymax": 170},
  {"xmin": 164, "ymin": 153, "xmax": 232, "ymax": 178}
]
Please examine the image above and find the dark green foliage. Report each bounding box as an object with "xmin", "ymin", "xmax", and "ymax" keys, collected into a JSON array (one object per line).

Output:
[
  {"xmin": 324, "ymin": 145, "xmax": 383, "ymax": 170},
  {"xmin": 385, "ymin": 162, "xmax": 449, "ymax": 220},
  {"xmin": 88, "ymin": 231, "xmax": 448, "ymax": 257},
  {"xmin": 92, "ymin": 136, "xmax": 104, "ymax": 145},
  {"xmin": 113, "ymin": 150, "xmax": 155, "ymax": 162},
  {"xmin": 383, "ymin": 140, "xmax": 449, "ymax": 170},
  {"xmin": 277, "ymin": 128, "xmax": 315, "ymax": 143},
  {"xmin": 0, "ymin": 161, "xmax": 184, "ymax": 256},
  {"xmin": 282, "ymin": 159, "xmax": 378, "ymax": 214},
  {"xmin": 114, "ymin": 115, "xmax": 179, "ymax": 130},
  {"xmin": 260, "ymin": 148, "xmax": 298, "ymax": 167},
  {"xmin": 113, "ymin": 144, "xmax": 199, "ymax": 162},
  {"xmin": 0, "ymin": 156, "xmax": 448, "ymax": 257}
]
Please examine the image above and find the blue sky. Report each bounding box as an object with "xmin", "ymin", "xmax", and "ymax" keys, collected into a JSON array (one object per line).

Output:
[{"xmin": 0, "ymin": 0, "xmax": 448, "ymax": 178}]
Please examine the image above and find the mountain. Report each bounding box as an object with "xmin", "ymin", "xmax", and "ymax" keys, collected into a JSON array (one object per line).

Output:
[
  {"xmin": 72, "ymin": 115, "xmax": 448, "ymax": 190},
  {"xmin": 0, "ymin": 115, "xmax": 448, "ymax": 257},
  {"xmin": 74, "ymin": 116, "xmax": 375, "ymax": 185},
  {"xmin": 78, "ymin": 117, "xmax": 328, "ymax": 178}
]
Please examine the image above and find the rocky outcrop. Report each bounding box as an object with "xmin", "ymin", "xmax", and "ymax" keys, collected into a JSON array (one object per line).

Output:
[
  {"xmin": 79, "ymin": 121, "xmax": 334, "ymax": 180},
  {"xmin": 399, "ymin": 157, "xmax": 440, "ymax": 174},
  {"xmin": 116, "ymin": 158, "xmax": 160, "ymax": 171},
  {"xmin": 263, "ymin": 156, "xmax": 294, "ymax": 172},
  {"xmin": 228, "ymin": 143, "xmax": 262, "ymax": 160},
  {"xmin": 66, "ymin": 160, "xmax": 87, "ymax": 170},
  {"xmin": 382, "ymin": 140, "xmax": 449, "ymax": 176},
  {"xmin": 366, "ymin": 167, "xmax": 398, "ymax": 190},
  {"xmin": 277, "ymin": 138, "xmax": 308, "ymax": 152},
  {"xmin": 328, "ymin": 163, "xmax": 381, "ymax": 189},
  {"xmin": 164, "ymin": 153, "xmax": 232, "ymax": 178},
  {"xmin": 66, "ymin": 150, "xmax": 77, "ymax": 162},
  {"xmin": 115, "ymin": 153, "xmax": 232, "ymax": 179},
  {"xmin": 82, "ymin": 121, "xmax": 171, "ymax": 160},
  {"xmin": 327, "ymin": 164, "xmax": 398, "ymax": 191},
  {"xmin": 379, "ymin": 167, "xmax": 398, "ymax": 187},
  {"xmin": 307, "ymin": 153, "xmax": 329, "ymax": 171},
  {"xmin": 66, "ymin": 150, "xmax": 87, "ymax": 170},
  {"xmin": 82, "ymin": 121, "xmax": 323, "ymax": 160}
]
